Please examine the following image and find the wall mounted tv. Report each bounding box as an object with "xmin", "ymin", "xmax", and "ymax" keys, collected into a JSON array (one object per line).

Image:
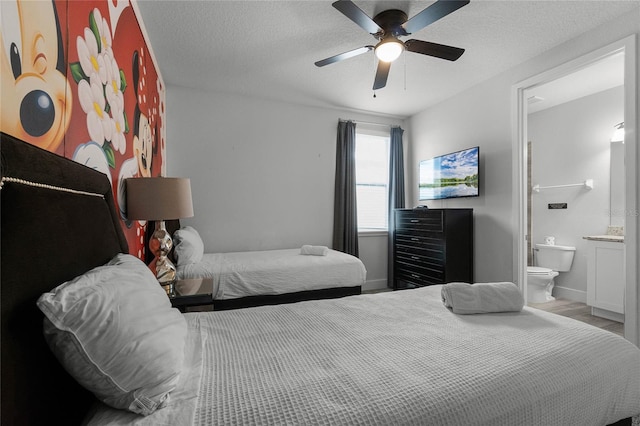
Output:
[{"xmin": 419, "ymin": 146, "xmax": 479, "ymax": 200}]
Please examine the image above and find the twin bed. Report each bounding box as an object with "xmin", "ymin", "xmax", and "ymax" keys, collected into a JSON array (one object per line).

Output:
[
  {"xmin": 169, "ymin": 225, "xmax": 364, "ymax": 310},
  {"xmin": 2, "ymin": 132, "xmax": 640, "ymax": 425}
]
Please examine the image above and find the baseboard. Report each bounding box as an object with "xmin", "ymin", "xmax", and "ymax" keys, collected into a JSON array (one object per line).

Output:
[
  {"xmin": 591, "ymin": 307, "xmax": 624, "ymax": 323},
  {"xmin": 553, "ymin": 286, "xmax": 587, "ymax": 303},
  {"xmin": 363, "ymin": 279, "xmax": 388, "ymax": 292}
]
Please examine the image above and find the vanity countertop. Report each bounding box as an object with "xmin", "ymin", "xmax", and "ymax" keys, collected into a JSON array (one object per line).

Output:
[{"xmin": 583, "ymin": 235, "xmax": 624, "ymax": 243}]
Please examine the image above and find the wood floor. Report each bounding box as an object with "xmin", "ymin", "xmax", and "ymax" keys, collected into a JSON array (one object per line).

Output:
[{"xmin": 528, "ymin": 298, "xmax": 624, "ymax": 336}]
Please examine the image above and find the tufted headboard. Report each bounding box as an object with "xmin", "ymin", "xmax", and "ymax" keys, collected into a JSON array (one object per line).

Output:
[{"xmin": 1, "ymin": 132, "xmax": 129, "ymax": 425}]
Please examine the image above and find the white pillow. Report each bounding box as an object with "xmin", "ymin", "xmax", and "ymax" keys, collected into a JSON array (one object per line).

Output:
[
  {"xmin": 37, "ymin": 253, "xmax": 188, "ymax": 416},
  {"xmin": 173, "ymin": 226, "xmax": 204, "ymax": 265}
]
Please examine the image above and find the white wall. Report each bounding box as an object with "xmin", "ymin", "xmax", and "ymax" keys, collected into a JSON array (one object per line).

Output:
[
  {"xmin": 165, "ymin": 86, "xmax": 405, "ymax": 290},
  {"xmin": 408, "ymin": 76, "xmax": 514, "ymax": 283},
  {"xmin": 528, "ymin": 86, "xmax": 624, "ymax": 300},
  {"xmin": 407, "ymin": 10, "xmax": 639, "ymax": 289}
]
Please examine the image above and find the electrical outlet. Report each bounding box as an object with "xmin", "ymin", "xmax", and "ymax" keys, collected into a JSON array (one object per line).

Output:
[{"xmin": 548, "ymin": 203, "xmax": 567, "ymax": 209}]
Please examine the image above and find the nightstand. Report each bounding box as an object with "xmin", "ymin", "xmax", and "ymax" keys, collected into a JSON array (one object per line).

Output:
[{"xmin": 165, "ymin": 278, "xmax": 214, "ymax": 312}]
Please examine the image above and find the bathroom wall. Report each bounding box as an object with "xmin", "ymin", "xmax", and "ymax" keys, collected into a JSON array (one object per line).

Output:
[
  {"xmin": 528, "ymin": 85, "xmax": 624, "ymax": 301},
  {"xmin": 610, "ymin": 141, "xmax": 625, "ymax": 227}
]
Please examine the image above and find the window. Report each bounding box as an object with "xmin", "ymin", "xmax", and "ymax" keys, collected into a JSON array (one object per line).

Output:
[{"xmin": 355, "ymin": 128, "xmax": 390, "ymax": 230}]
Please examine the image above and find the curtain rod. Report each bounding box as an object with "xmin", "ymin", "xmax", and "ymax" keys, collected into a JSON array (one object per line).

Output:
[{"xmin": 339, "ymin": 119, "xmax": 400, "ymax": 128}]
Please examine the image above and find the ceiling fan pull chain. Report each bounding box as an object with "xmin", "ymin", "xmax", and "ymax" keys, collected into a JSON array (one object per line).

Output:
[{"xmin": 373, "ymin": 54, "xmax": 378, "ymax": 98}]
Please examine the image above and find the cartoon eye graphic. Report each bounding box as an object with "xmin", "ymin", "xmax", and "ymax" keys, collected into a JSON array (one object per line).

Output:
[
  {"xmin": 20, "ymin": 90, "xmax": 55, "ymax": 137},
  {"xmin": 2, "ymin": 0, "xmax": 23, "ymax": 79},
  {"xmin": 10, "ymin": 42, "xmax": 22, "ymax": 79},
  {"xmin": 141, "ymin": 152, "xmax": 147, "ymax": 169}
]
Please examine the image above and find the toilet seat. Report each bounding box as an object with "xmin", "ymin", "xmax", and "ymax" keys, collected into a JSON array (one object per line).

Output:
[{"xmin": 527, "ymin": 266, "xmax": 554, "ymax": 275}]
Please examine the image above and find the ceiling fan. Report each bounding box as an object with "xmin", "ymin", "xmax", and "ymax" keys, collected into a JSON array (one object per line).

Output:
[{"xmin": 315, "ymin": 0, "xmax": 469, "ymax": 90}]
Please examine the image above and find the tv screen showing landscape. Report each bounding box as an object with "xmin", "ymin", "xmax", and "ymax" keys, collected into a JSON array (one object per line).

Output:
[{"xmin": 419, "ymin": 147, "xmax": 479, "ymax": 200}]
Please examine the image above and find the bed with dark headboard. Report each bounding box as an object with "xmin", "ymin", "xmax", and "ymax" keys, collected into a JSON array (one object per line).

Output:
[
  {"xmin": 2, "ymin": 132, "xmax": 639, "ymax": 426},
  {"xmin": 1, "ymin": 132, "xmax": 128, "ymax": 424}
]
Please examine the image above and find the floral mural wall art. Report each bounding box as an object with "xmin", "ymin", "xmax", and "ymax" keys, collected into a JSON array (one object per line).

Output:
[
  {"xmin": 71, "ymin": 7, "xmax": 128, "ymax": 184},
  {"xmin": 0, "ymin": 0, "xmax": 165, "ymax": 262},
  {"xmin": 75, "ymin": 9, "xmax": 128, "ymax": 158}
]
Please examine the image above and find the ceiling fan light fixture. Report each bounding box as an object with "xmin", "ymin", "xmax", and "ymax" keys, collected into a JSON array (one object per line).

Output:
[{"xmin": 375, "ymin": 38, "xmax": 404, "ymax": 62}]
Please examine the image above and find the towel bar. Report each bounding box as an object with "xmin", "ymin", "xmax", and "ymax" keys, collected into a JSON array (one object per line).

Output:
[{"xmin": 532, "ymin": 179, "xmax": 593, "ymax": 193}]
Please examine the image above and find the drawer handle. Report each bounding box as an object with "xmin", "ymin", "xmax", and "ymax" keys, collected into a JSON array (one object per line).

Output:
[
  {"xmin": 411, "ymin": 256, "xmax": 419, "ymax": 260},
  {"xmin": 410, "ymin": 219, "xmax": 420, "ymax": 223},
  {"xmin": 411, "ymin": 274, "xmax": 420, "ymax": 279},
  {"xmin": 411, "ymin": 237, "xmax": 420, "ymax": 241}
]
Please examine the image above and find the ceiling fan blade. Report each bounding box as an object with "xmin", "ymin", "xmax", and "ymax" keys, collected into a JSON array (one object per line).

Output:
[
  {"xmin": 373, "ymin": 60, "xmax": 391, "ymax": 90},
  {"xmin": 403, "ymin": 0, "xmax": 469, "ymax": 35},
  {"xmin": 315, "ymin": 46, "xmax": 374, "ymax": 67},
  {"xmin": 405, "ymin": 39, "xmax": 465, "ymax": 61},
  {"xmin": 332, "ymin": 0, "xmax": 381, "ymax": 34}
]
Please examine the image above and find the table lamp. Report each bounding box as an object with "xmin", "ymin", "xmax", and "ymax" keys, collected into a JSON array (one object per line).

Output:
[{"xmin": 126, "ymin": 177, "xmax": 194, "ymax": 286}]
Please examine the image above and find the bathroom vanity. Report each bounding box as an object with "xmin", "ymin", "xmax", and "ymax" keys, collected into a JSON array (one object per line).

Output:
[{"xmin": 584, "ymin": 235, "xmax": 624, "ymax": 322}]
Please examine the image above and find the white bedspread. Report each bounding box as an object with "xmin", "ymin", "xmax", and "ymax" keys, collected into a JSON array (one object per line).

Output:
[
  {"xmin": 176, "ymin": 248, "xmax": 366, "ymax": 299},
  {"xmin": 88, "ymin": 286, "xmax": 640, "ymax": 425}
]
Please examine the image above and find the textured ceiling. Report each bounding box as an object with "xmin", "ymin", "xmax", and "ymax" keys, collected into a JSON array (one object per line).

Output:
[{"xmin": 136, "ymin": 0, "xmax": 639, "ymax": 118}]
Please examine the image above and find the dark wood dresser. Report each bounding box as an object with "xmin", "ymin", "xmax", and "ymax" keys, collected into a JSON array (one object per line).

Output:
[{"xmin": 393, "ymin": 208, "xmax": 473, "ymax": 289}]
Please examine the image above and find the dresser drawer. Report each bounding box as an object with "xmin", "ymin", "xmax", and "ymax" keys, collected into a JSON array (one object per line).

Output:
[
  {"xmin": 395, "ymin": 246, "xmax": 445, "ymax": 267},
  {"xmin": 395, "ymin": 233, "xmax": 444, "ymax": 250},
  {"xmin": 396, "ymin": 264, "xmax": 444, "ymax": 286},
  {"xmin": 395, "ymin": 210, "xmax": 444, "ymax": 232}
]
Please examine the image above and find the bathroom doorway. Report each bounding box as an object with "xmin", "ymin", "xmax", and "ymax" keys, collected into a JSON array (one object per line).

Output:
[
  {"xmin": 512, "ymin": 36, "xmax": 638, "ymax": 345},
  {"xmin": 526, "ymin": 53, "xmax": 623, "ymax": 319}
]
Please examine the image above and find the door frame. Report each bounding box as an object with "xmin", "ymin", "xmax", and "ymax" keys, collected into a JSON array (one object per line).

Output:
[{"xmin": 511, "ymin": 35, "xmax": 637, "ymax": 345}]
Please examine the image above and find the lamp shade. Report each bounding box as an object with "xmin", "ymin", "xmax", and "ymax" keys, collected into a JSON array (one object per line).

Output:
[{"xmin": 126, "ymin": 177, "xmax": 194, "ymax": 220}]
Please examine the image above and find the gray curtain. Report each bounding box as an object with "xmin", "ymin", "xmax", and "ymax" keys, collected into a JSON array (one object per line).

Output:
[
  {"xmin": 333, "ymin": 120, "xmax": 359, "ymax": 257},
  {"xmin": 387, "ymin": 126, "xmax": 405, "ymax": 288}
]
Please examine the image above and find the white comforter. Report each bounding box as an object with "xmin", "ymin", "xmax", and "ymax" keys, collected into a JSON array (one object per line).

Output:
[
  {"xmin": 88, "ymin": 286, "xmax": 640, "ymax": 425},
  {"xmin": 176, "ymin": 248, "xmax": 366, "ymax": 299}
]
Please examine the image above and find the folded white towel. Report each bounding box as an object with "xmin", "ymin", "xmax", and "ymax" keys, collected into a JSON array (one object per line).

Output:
[
  {"xmin": 441, "ymin": 282, "xmax": 524, "ymax": 315},
  {"xmin": 300, "ymin": 245, "xmax": 329, "ymax": 256}
]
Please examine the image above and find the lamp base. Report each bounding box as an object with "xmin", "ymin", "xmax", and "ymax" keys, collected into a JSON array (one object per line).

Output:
[
  {"xmin": 149, "ymin": 220, "xmax": 176, "ymax": 285},
  {"xmin": 161, "ymin": 282, "xmax": 176, "ymax": 297}
]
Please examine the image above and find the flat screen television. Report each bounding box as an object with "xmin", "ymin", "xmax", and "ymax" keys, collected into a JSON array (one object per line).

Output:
[{"xmin": 419, "ymin": 146, "xmax": 479, "ymax": 200}]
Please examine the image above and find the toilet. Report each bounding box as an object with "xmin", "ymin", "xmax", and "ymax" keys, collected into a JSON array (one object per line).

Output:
[{"xmin": 527, "ymin": 243, "xmax": 576, "ymax": 303}]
